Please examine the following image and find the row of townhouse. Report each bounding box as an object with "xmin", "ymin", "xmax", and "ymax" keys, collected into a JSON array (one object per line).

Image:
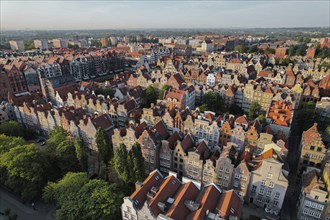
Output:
[
  {"xmin": 121, "ymin": 170, "xmax": 244, "ymax": 220},
  {"xmin": 113, "ymin": 102, "xmax": 289, "ymax": 157},
  {"xmin": 295, "ymin": 122, "xmax": 330, "ymax": 220},
  {"xmin": 0, "ymin": 49, "xmax": 126, "ymax": 100},
  {"xmin": 120, "ymin": 140, "xmax": 288, "ymax": 220},
  {"xmin": 55, "ymin": 87, "xmax": 142, "ymax": 128},
  {"xmin": 14, "ymin": 102, "xmax": 113, "ymax": 150},
  {"xmin": 112, "ymin": 107, "xmax": 290, "ymax": 210}
]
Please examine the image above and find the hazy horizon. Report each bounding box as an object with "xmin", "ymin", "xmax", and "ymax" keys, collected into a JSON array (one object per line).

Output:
[{"xmin": 1, "ymin": 1, "xmax": 329, "ymax": 31}]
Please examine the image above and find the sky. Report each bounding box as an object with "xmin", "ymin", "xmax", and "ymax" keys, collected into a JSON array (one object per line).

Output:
[{"xmin": 1, "ymin": 0, "xmax": 329, "ymax": 30}]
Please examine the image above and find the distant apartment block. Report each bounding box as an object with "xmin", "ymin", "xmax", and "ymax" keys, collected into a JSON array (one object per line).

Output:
[
  {"xmin": 9, "ymin": 40, "xmax": 25, "ymax": 52},
  {"xmin": 34, "ymin": 39, "xmax": 49, "ymax": 50},
  {"xmin": 52, "ymin": 39, "xmax": 68, "ymax": 48}
]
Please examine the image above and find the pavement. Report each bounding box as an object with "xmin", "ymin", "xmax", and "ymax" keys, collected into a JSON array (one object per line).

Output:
[
  {"xmin": 280, "ymin": 111, "xmax": 302, "ymax": 220},
  {"xmin": 242, "ymin": 203, "xmax": 279, "ymax": 220},
  {"xmin": 0, "ymin": 187, "xmax": 55, "ymax": 220}
]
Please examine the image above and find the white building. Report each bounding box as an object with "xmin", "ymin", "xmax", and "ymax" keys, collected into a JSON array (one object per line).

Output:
[
  {"xmin": 297, "ymin": 169, "xmax": 329, "ymax": 220},
  {"xmin": 34, "ymin": 39, "xmax": 49, "ymax": 50},
  {"xmin": 52, "ymin": 39, "xmax": 68, "ymax": 48},
  {"xmin": 207, "ymin": 73, "xmax": 216, "ymax": 87},
  {"xmin": 247, "ymin": 151, "xmax": 289, "ymax": 214},
  {"xmin": 201, "ymin": 39, "xmax": 213, "ymax": 53},
  {"xmin": 9, "ymin": 40, "xmax": 24, "ymax": 52}
]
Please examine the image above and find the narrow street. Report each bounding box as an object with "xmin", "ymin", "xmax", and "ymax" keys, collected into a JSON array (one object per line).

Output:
[
  {"xmin": 281, "ymin": 112, "xmax": 302, "ymax": 220},
  {"xmin": 0, "ymin": 187, "xmax": 55, "ymax": 220}
]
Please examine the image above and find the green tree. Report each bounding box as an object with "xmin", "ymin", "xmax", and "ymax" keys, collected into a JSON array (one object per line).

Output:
[
  {"xmin": 325, "ymin": 125, "xmax": 330, "ymax": 136},
  {"xmin": 199, "ymin": 104, "xmax": 209, "ymax": 113},
  {"xmin": 143, "ymin": 86, "xmax": 158, "ymax": 108},
  {"xmin": 281, "ymin": 58, "xmax": 291, "ymax": 66},
  {"xmin": 158, "ymin": 85, "xmax": 171, "ymax": 100},
  {"xmin": 74, "ymin": 137, "xmax": 88, "ymax": 171},
  {"xmin": 229, "ymin": 104, "xmax": 244, "ymax": 116},
  {"xmin": 46, "ymin": 126, "xmax": 69, "ymax": 149},
  {"xmin": 257, "ymin": 114, "xmax": 267, "ymax": 128},
  {"xmin": 129, "ymin": 143, "xmax": 145, "ymax": 182},
  {"xmin": 234, "ymin": 45, "xmax": 247, "ymax": 53},
  {"xmin": 264, "ymin": 48, "xmax": 275, "ymax": 54},
  {"xmin": 113, "ymin": 143, "xmax": 131, "ymax": 183},
  {"xmin": 203, "ymin": 92, "xmax": 224, "ymax": 114},
  {"xmin": 45, "ymin": 127, "xmax": 79, "ymax": 176},
  {"xmin": 96, "ymin": 128, "xmax": 113, "ymax": 164},
  {"xmin": 248, "ymin": 45, "xmax": 259, "ymax": 53},
  {"xmin": 296, "ymin": 101, "xmax": 319, "ymax": 132},
  {"xmin": 43, "ymin": 172, "xmax": 89, "ymax": 203},
  {"xmin": 0, "ymin": 144, "xmax": 51, "ymax": 200},
  {"xmin": 0, "ymin": 121, "xmax": 25, "ymax": 137},
  {"xmin": 248, "ymin": 101, "xmax": 262, "ymax": 120},
  {"xmin": 0, "ymin": 134, "xmax": 25, "ymax": 154},
  {"xmin": 43, "ymin": 172, "xmax": 123, "ymax": 220},
  {"xmin": 94, "ymin": 88, "xmax": 115, "ymax": 98}
]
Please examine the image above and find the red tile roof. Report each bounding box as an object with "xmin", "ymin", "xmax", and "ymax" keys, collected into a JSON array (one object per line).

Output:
[
  {"xmin": 188, "ymin": 184, "xmax": 222, "ymax": 220},
  {"xmin": 165, "ymin": 182, "xmax": 199, "ymax": 220},
  {"xmin": 148, "ymin": 175, "xmax": 181, "ymax": 216},
  {"xmin": 217, "ymin": 190, "xmax": 243, "ymax": 219},
  {"xmin": 130, "ymin": 170, "xmax": 164, "ymax": 209},
  {"xmin": 181, "ymin": 134, "xmax": 195, "ymax": 152}
]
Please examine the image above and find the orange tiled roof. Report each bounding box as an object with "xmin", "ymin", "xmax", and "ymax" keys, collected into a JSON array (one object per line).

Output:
[
  {"xmin": 130, "ymin": 170, "xmax": 164, "ymax": 209},
  {"xmin": 188, "ymin": 184, "xmax": 221, "ymax": 220},
  {"xmin": 217, "ymin": 190, "xmax": 243, "ymax": 219},
  {"xmin": 148, "ymin": 175, "xmax": 181, "ymax": 216},
  {"xmin": 165, "ymin": 182, "xmax": 199, "ymax": 220}
]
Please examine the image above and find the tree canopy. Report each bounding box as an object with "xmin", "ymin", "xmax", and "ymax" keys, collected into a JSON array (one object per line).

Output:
[
  {"xmin": 202, "ymin": 91, "xmax": 224, "ymax": 114},
  {"xmin": 43, "ymin": 172, "xmax": 124, "ymax": 220},
  {"xmin": 45, "ymin": 127, "xmax": 79, "ymax": 176},
  {"xmin": 143, "ymin": 86, "xmax": 158, "ymax": 108},
  {"xmin": 113, "ymin": 143, "xmax": 145, "ymax": 184},
  {"xmin": 0, "ymin": 121, "xmax": 25, "ymax": 137},
  {"xmin": 248, "ymin": 101, "xmax": 263, "ymax": 120},
  {"xmin": 158, "ymin": 85, "xmax": 171, "ymax": 100},
  {"xmin": 74, "ymin": 137, "xmax": 88, "ymax": 171},
  {"xmin": 96, "ymin": 128, "xmax": 113, "ymax": 164},
  {"xmin": 94, "ymin": 88, "xmax": 115, "ymax": 98},
  {"xmin": 0, "ymin": 143, "xmax": 51, "ymax": 200}
]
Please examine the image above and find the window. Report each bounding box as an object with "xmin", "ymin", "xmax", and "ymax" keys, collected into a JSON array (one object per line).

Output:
[
  {"xmin": 266, "ymin": 190, "xmax": 272, "ymax": 197},
  {"xmin": 259, "ymin": 187, "xmax": 265, "ymax": 195},
  {"xmin": 310, "ymin": 146, "xmax": 315, "ymax": 150},
  {"xmin": 274, "ymin": 200, "xmax": 279, "ymax": 206},
  {"xmin": 235, "ymin": 173, "xmax": 240, "ymax": 179},
  {"xmin": 317, "ymin": 147, "xmax": 322, "ymax": 152},
  {"xmin": 303, "ymin": 208, "xmax": 309, "ymax": 214},
  {"xmin": 262, "ymin": 180, "xmax": 266, "ymax": 186},
  {"xmin": 267, "ymin": 172, "xmax": 273, "ymax": 179},
  {"xmin": 257, "ymin": 196, "xmax": 262, "ymax": 202},
  {"xmin": 269, "ymin": 182, "xmax": 275, "ymax": 188},
  {"xmin": 252, "ymin": 185, "xmax": 257, "ymax": 193},
  {"xmin": 155, "ymin": 176, "xmax": 160, "ymax": 181},
  {"xmin": 275, "ymin": 192, "xmax": 280, "ymax": 199},
  {"xmin": 315, "ymin": 195, "xmax": 319, "ymax": 200}
]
